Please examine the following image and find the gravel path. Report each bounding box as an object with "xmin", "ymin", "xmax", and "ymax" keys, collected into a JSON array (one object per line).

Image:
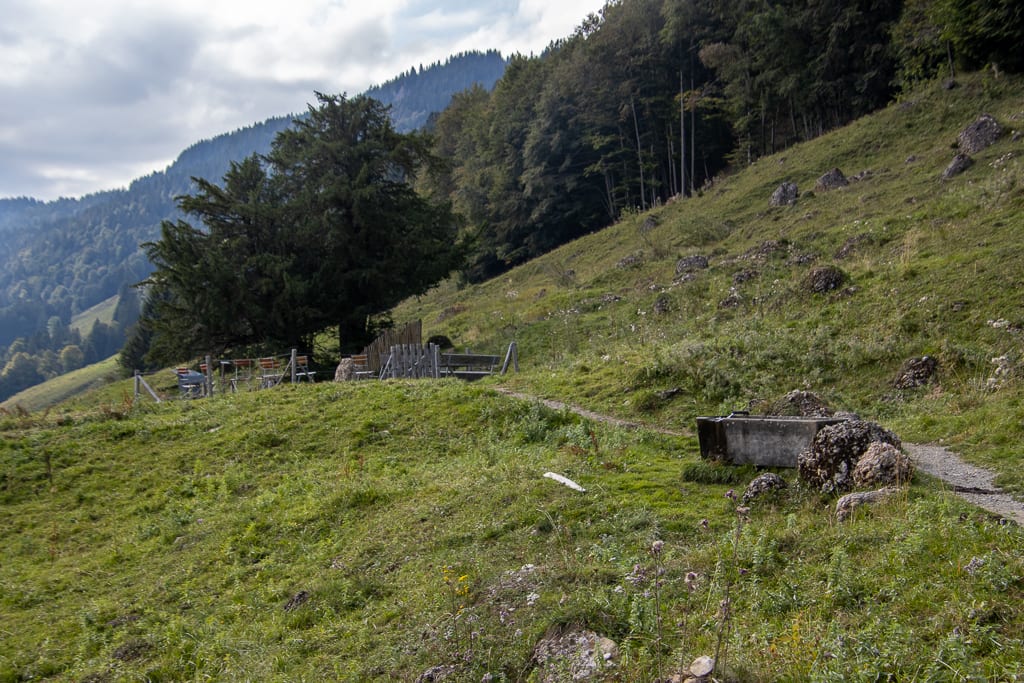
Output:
[
  {"xmin": 905, "ymin": 443, "xmax": 1024, "ymax": 525},
  {"xmin": 496, "ymin": 389, "xmax": 1024, "ymax": 524}
]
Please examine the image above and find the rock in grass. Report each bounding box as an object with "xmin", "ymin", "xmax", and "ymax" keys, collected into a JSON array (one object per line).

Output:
[
  {"xmin": 770, "ymin": 181, "xmax": 799, "ymax": 207},
  {"xmin": 798, "ymin": 420, "xmax": 902, "ymax": 494},
  {"xmin": 805, "ymin": 265, "xmax": 847, "ymax": 294},
  {"xmin": 764, "ymin": 389, "xmax": 834, "ymax": 417},
  {"xmin": 893, "ymin": 355, "xmax": 938, "ymax": 389},
  {"xmin": 335, "ymin": 358, "xmax": 354, "ymax": 381},
  {"xmin": 815, "ymin": 167, "xmax": 849, "ymax": 191},
  {"xmin": 743, "ymin": 472, "xmax": 788, "ymax": 503},
  {"xmin": 836, "ymin": 487, "xmax": 900, "ymax": 521},
  {"xmin": 958, "ymin": 113, "xmax": 1003, "ymax": 154},
  {"xmin": 415, "ymin": 664, "xmax": 456, "ymax": 682},
  {"xmin": 942, "ymin": 153, "xmax": 974, "ymax": 180},
  {"xmin": 853, "ymin": 442, "xmax": 914, "ymax": 488},
  {"xmin": 688, "ymin": 655, "xmax": 715, "ymax": 677},
  {"xmin": 532, "ymin": 627, "xmax": 618, "ymax": 682},
  {"xmin": 675, "ymin": 254, "xmax": 709, "ymax": 276}
]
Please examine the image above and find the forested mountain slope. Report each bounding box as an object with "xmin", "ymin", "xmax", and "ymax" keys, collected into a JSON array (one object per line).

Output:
[{"xmin": 0, "ymin": 51, "xmax": 507, "ymax": 401}]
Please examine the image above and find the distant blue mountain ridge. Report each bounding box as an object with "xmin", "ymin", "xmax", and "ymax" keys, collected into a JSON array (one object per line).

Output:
[{"xmin": 0, "ymin": 50, "xmax": 507, "ymax": 353}]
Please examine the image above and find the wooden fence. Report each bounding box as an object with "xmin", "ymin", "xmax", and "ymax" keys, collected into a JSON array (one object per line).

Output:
[
  {"xmin": 360, "ymin": 320, "xmax": 422, "ymax": 374},
  {"xmin": 380, "ymin": 341, "xmax": 518, "ymax": 381}
]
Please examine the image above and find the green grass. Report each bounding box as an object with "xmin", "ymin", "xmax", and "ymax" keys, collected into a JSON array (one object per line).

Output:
[
  {"xmin": 1, "ymin": 381, "xmax": 1022, "ymax": 681},
  {"xmin": 1, "ymin": 356, "xmax": 122, "ymax": 413},
  {"xmin": 4, "ymin": 72, "xmax": 1024, "ymax": 680},
  {"xmin": 70, "ymin": 295, "xmax": 119, "ymax": 335}
]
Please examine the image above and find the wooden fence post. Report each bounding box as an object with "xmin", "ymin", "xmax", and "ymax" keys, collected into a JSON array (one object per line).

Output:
[
  {"xmin": 290, "ymin": 349, "xmax": 298, "ymax": 384},
  {"xmin": 501, "ymin": 341, "xmax": 519, "ymax": 374}
]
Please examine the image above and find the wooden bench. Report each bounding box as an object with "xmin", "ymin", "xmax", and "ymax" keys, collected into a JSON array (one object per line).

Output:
[
  {"xmin": 258, "ymin": 357, "xmax": 283, "ymax": 388},
  {"xmin": 350, "ymin": 353, "xmax": 376, "ymax": 380},
  {"xmin": 294, "ymin": 355, "xmax": 316, "ymax": 382},
  {"xmin": 175, "ymin": 367, "xmax": 205, "ymax": 398},
  {"xmin": 440, "ymin": 353, "xmax": 501, "ymax": 380}
]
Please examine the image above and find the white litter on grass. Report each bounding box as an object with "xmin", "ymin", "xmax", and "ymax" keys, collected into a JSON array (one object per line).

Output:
[{"xmin": 543, "ymin": 472, "xmax": 586, "ymax": 492}]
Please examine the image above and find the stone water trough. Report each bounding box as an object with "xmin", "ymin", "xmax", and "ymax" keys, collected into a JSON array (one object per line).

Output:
[{"xmin": 696, "ymin": 412, "xmax": 847, "ymax": 468}]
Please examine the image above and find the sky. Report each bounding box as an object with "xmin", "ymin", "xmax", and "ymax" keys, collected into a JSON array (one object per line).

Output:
[{"xmin": 0, "ymin": 0, "xmax": 607, "ymax": 202}]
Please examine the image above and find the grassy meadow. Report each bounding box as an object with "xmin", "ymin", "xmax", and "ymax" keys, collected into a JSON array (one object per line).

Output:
[{"xmin": 3, "ymin": 73, "xmax": 1024, "ymax": 681}]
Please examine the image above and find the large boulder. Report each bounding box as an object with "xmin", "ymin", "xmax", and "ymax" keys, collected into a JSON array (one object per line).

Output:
[
  {"xmin": 769, "ymin": 181, "xmax": 799, "ymax": 207},
  {"xmin": 958, "ymin": 113, "xmax": 1003, "ymax": 154},
  {"xmin": 797, "ymin": 420, "xmax": 902, "ymax": 493},
  {"xmin": 815, "ymin": 168, "xmax": 849, "ymax": 191},
  {"xmin": 852, "ymin": 442, "xmax": 914, "ymax": 488}
]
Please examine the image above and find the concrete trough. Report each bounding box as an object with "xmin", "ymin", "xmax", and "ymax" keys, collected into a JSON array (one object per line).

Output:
[{"xmin": 696, "ymin": 413, "xmax": 848, "ymax": 468}]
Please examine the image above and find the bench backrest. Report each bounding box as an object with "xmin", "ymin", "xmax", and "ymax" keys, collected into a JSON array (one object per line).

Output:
[{"xmin": 441, "ymin": 353, "xmax": 500, "ymax": 367}]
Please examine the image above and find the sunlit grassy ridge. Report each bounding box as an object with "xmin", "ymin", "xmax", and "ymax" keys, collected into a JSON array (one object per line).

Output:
[
  {"xmin": 0, "ymin": 356, "xmax": 121, "ymax": 413},
  {"xmin": 3, "ymin": 73, "xmax": 1024, "ymax": 681}
]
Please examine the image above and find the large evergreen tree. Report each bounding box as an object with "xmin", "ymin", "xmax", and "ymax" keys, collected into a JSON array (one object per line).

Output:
[{"xmin": 141, "ymin": 93, "xmax": 463, "ymax": 363}]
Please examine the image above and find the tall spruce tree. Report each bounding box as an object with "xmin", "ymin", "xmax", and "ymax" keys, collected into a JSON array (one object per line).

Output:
[{"xmin": 141, "ymin": 93, "xmax": 463, "ymax": 363}]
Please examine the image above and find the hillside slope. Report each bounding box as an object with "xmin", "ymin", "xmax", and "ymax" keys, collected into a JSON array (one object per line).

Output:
[
  {"xmin": 394, "ymin": 73, "xmax": 1024, "ymax": 493},
  {"xmin": 2, "ymin": 74, "xmax": 1024, "ymax": 681}
]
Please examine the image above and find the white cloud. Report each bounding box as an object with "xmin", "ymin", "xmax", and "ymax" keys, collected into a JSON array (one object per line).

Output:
[{"xmin": 0, "ymin": 0, "xmax": 606, "ymax": 200}]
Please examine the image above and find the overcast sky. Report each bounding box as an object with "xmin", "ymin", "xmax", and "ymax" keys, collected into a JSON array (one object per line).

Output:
[{"xmin": 0, "ymin": 0, "xmax": 607, "ymax": 201}]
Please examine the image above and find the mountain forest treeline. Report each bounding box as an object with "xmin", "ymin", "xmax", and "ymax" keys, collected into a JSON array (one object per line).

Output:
[
  {"xmin": 2, "ymin": 0, "xmax": 1022, "ymax": 398},
  {"xmin": 428, "ymin": 0, "xmax": 1022, "ymax": 282}
]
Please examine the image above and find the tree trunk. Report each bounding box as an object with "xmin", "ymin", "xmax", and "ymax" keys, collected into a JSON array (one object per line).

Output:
[
  {"xmin": 680, "ymin": 70, "xmax": 686, "ymax": 198},
  {"xmin": 631, "ymin": 95, "xmax": 646, "ymax": 210}
]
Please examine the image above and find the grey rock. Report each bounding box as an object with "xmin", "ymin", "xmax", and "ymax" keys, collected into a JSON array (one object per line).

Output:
[
  {"xmin": 853, "ymin": 442, "xmax": 914, "ymax": 488},
  {"xmin": 334, "ymin": 358, "xmax": 354, "ymax": 382},
  {"xmin": 675, "ymin": 254, "xmax": 709, "ymax": 275},
  {"xmin": 532, "ymin": 628, "xmax": 618, "ymax": 682},
  {"xmin": 894, "ymin": 355, "xmax": 938, "ymax": 390},
  {"xmin": 770, "ymin": 181, "xmax": 799, "ymax": 207},
  {"xmin": 416, "ymin": 665, "xmax": 456, "ymax": 682},
  {"xmin": 942, "ymin": 153, "xmax": 974, "ymax": 180},
  {"xmin": 798, "ymin": 420, "xmax": 902, "ymax": 493},
  {"xmin": 743, "ymin": 473, "xmax": 788, "ymax": 503},
  {"xmin": 616, "ymin": 252, "xmax": 644, "ymax": 269},
  {"xmin": 815, "ymin": 167, "xmax": 849, "ymax": 191},
  {"xmin": 689, "ymin": 655, "xmax": 715, "ymax": 677},
  {"xmin": 806, "ymin": 265, "xmax": 847, "ymax": 294},
  {"xmin": 958, "ymin": 113, "xmax": 1003, "ymax": 154},
  {"xmin": 836, "ymin": 487, "xmax": 900, "ymax": 521}
]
